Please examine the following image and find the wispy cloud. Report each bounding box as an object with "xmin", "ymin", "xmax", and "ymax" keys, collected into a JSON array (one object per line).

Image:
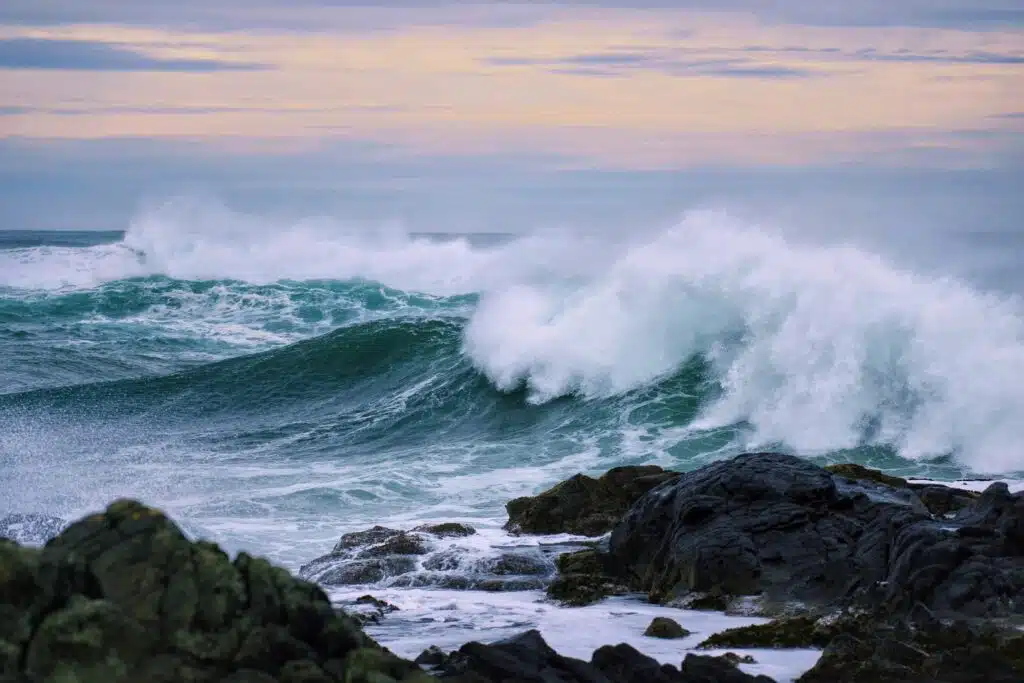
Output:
[
  {"xmin": 485, "ymin": 52, "xmax": 820, "ymax": 79},
  {"xmin": 853, "ymin": 47, "xmax": 1024, "ymax": 64},
  {"xmin": 3, "ymin": 0, "xmax": 1023, "ymax": 31},
  {"xmin": 0, "ymin": 38, "xmax": 267, "ymax": 72}
]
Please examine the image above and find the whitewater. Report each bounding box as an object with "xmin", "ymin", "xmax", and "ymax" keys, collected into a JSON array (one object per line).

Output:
[{"xmin": 2, "ymin": 199, "xmax": 1024, "ymax": 680}]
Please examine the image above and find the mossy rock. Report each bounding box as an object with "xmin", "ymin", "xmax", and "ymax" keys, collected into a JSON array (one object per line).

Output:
[
  {"xmin": 505, "ymin": 466, "xmax": 680, "ymax": 536},
  {"xmin": 556, "ymin": 550, "xmax": 604, "ymax": 576},
  {"xmin": 698, "ymin": 616, "xmax": 829, "ymax": 649},
  {"xmin": 0, "ymin": 500, "xmax": 431, "ymax": 682},
  {"xmin": 546, "ymin": 573, "xmax": 626, "ymax": 607},
  {"xmin": 825, "ymin": 464, "xmax": 907, "ymax": 489},
  {"xmin": 643, "ymin": 617, "xmax": 690, "ymax": 639}
]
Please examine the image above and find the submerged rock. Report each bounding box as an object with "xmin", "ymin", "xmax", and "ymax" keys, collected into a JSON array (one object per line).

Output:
[
  {"xmin": 607, "ymin": 453, "xmax": 1024, "ymax": 619},
  {"xmin": 0, "ymin": 499, "xmax": 430, "ymax": 683},
  {"xmin": 412, "ymin": 523, "xmax": 476, "ymax": 538},
  {"xmin": 505, "ymin": 465, "xmax": 680, "ymax": 536},
  {"xmin": 303, "ymin": 522, "xmax": 556, "ymax": 591},
  {"xmin": 339, "ymin": 595, "xmax": 400, "ymax": 626}
]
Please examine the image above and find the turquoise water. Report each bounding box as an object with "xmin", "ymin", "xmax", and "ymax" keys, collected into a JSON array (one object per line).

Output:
[{"xmin": 3, "ymin": 210, "xmax": 1023, "ymax": 567}]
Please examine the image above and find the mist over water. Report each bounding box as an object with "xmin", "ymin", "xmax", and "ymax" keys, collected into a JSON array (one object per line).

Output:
[{"xmin": 1, "ymin": 196, "xmax": 1023, "ymax": 567}]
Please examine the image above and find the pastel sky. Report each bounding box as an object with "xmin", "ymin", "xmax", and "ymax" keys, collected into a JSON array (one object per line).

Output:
[{"xmin": 1, "ymin": 0, "xmax": 1022, "ymax": 232}]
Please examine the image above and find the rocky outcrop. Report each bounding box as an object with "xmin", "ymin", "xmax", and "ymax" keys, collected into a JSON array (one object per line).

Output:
[
  {"xmin": 299, "ymin": 523, "xmax": 557, "ymax": 592},
  {"xmin": 0, "ymin": 499, "xmax": 430, "ymax": 683},
  {"xmin": 607, "ymin": 452, "xmax": 1024, "ymax": 619},
  {"xmin": 505, "ymin": 466, "xmax": 680, "ymax": 536},
  {"xmin": 429, "ymin": 629, "xmax": 773, "ymax": 683}
]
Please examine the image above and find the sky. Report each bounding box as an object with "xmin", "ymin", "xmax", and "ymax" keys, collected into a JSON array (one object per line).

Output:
[{"xmin": 0, "ymin": 0, "xmax": 1021, "ymax": 239}]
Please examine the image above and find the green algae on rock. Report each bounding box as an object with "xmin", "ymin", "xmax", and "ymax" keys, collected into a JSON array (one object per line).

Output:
[{"xmin": 0, "ymin": 500, "xmax": 431, "ymax": 683}]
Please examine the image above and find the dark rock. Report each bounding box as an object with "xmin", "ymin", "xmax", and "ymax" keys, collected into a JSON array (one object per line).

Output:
[
  {"xmin": 721, "ymin": 653, "xmax": 757, "ymax": 666},
  {"xmin": 825, "ymin": 464, "xmax": 907, "ymax": 488},
  {"xmin": 608, "ymin": 453, "xmax": 1024, "ymax": 620},
  {"xmin": 486, "ymin": 551, "xmax": 553, "ymax": 576},
  {"xmin": 679, "ymin": 654, "xmax": 775, "ymax": 683},
  {"xmin": 0, "ymin": 513, "xmax": 66, "ymax": 545},
  {"xmin": 557, "ymin": 549, "xmax": 606, "ymax": 576},
  {"xmin": 432, "ymin": 629, "xmax": 777, "ymax": 683},
  {"xmin": 421, "ymin": 547, "xmax": 466, "ymax": 572},
  {"xmin": 547, "ymin": 573, "xmax": 628, "ymax": 606},
  {"xmin": 300, "ymin": 556, "xmax": 417, "ymax": 586},
  {"xmin": 414, "ymin": 645, "xmax": 448, "ymax": 669},
  {"xmin": 343, "ymin": 595, "xmax": 400, "ymax": 626},
  {"xmin": 644, "ymin": 617, "xmax": 691, "ymax": 639},
  {"xmin": 698, "ymin": 617, "xmax": 830, "ymax": 649},
  {"xmin": 505, "ymin": 465, "xmax": 680, "ymax": 536},
  {"xmin": 412, "ymin": 523, "xmax": 476, "ymax": 538},
  {"xmin": 435, "ymin": 629, "xmax": 610, "ymax": 681},
  {"xmin": 356, "ymin": 532, "xmax": 429, "ymax": 558},
  {"xmin": 908, "ymin": 484, "xmax": 979, "ymax": 517},
  {"xmin": 795, "ymin": 614, "xmax": 1024, "ymax": 683},
  {"xmin": 355, "ymin": 594, "xmax": 399, "ymax": 612},
  {"xmin": 671, "ymin": 588, "xmax": 733, "ymax": 612},
  {"xmin": 475, "ymin": 577, "xmax": 549, "ymax": 592},
  {"xmin": 301, "ymin": 525, "xmax": 437, "ymax": 587},
  {"xmin": 0, "ymin": 499, "xmax": 432, "ymax": 682},
  {"xmin": 334, "ymin": 526, "xmax": 401, "ymax": 552},
  {"xmin": 591, "ymin": 642, "xmax": 680, "ymax": 682}
]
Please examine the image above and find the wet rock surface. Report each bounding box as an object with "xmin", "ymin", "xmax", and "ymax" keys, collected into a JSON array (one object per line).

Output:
[
  {"xmin": 505, "ymin": 465, "xmax": 681, "ymax": 536},
  {"xmin": 0, "ymin": 499, "xmax": 430, "ymax": 683},
  {"xmin": 545, "ymin": 549, "xmax": 630, "ymax": 606},
  {"xmin": 300, "ymin": 524, "xmax": 560, "ymax": 592},
  {"xmin": 608, "ymin": 453, "xmax": 1024, "ymax": 620},
  {"xmin": 644, "ymin": 617, "xmax": 691, "ymax": 639}
]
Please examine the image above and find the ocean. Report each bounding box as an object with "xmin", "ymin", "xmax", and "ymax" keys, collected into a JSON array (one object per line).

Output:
[{"xmin": 2, "ymin": 203, "xmax": 1024, "ymax": 679}]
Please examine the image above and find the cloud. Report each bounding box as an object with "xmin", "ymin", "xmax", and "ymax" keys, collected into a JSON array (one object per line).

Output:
[
  {"xmin": 853, "ymin": 48, "xmax": 1024, "ymax": 64},
  {"xmin": 2, "ymin": 0, "xmax": 1023, "ymax": 31},
  {"xmin": 0, "ymin": 105, "xmax": 402, "ymax": 117},
  {"xmin": 486, "ymin": 52, "xmax": 818, "ymax": 79},
  {"xmin": 0, "ymin": 38, "xmax": 267, "ymax": 72}
]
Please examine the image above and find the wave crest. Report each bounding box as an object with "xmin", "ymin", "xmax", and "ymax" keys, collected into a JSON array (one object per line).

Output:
[{"xmin": 463, "ymin": 211, "xmax": 1024, "ymax": 473}]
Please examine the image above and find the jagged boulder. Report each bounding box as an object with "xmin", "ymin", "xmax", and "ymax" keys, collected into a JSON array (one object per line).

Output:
[
  {"xmin": 608, "ymin": 453, "xmax": 1024, "ymax": 619},
  {"xmin": 505, "ymin": 465, "xmax": 680, "ymax": 536}
]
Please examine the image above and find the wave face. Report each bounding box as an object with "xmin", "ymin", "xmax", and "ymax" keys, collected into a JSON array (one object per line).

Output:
[{"xmin": 2, "ymin": 200, "xmax": 1023, "ymax": 566}]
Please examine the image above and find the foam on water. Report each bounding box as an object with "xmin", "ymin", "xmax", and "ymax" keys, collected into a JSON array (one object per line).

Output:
[{"xmin": 464, "ymin": 211, "xmax": 1024, "ymax": 473}]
